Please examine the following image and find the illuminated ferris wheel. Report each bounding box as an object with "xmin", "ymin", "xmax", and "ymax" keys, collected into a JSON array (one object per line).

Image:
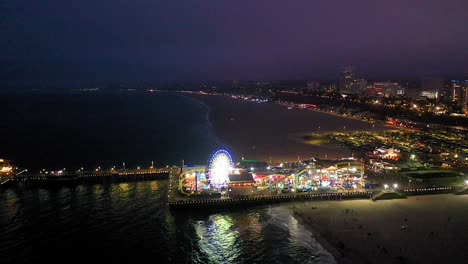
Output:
[{"xmin": 207, "ymin": 149, "xmax": 233, "ymax": 187}]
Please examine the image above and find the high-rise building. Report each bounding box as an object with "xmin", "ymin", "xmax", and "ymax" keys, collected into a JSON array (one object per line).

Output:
[
  {"xmin": 307, "ymin": 81, "xmax": 321, "ymax": 92},
  {"xmin": 338, "ymin": 66, "xmax": 366, "ymax": 94},
  {"xmin": 450, "ymin": 79, "xmax": 468, "ymax": 113},
  {"xmin": 451, "ymin": 80, "xmax": 463, "ymax": 102},
  {"xmin": 339, "ymin": 66, "xmax": 354, "ymax": 94},
  {"xmin": 353, "ymin": 79, "xmax": 368, "ymax": 94},
  {"xmin": 460, "ymin": 80, "xmax": 468, "ymax": 113}
]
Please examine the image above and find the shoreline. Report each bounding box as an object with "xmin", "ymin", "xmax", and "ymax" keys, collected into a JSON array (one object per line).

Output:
[
  {"xmin": 186, "ymin": 93, "xmax": 387, "ymax": 162},
  {"xmin": 288, "ymin": 203, "xmax": 349, "ymax": 264},
  {"xmin": 286, "ymin": 194, "xmax": 468, "ymax": 264},
  {"xmin": 276, "ymin": 101, "xmax": 381, "ymax": 125},
  {"xmin": 190, "ymin": 92, "xmax": 396, "ymax": 130}
]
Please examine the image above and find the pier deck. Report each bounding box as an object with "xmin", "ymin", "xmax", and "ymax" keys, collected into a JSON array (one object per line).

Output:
[
  {"xmin": 167, "ymin": 172, "xmax": 462, "ymax": 209},
  {"xmin": 1, "ymin": 167, "xmax": 179, "ymax": 189}
]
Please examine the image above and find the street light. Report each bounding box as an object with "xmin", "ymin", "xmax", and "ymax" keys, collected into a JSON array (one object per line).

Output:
[
  {"xmin": 393, "ymin": 183, "xmax": 398, "ymax": 189},
  {"xmin": 384, "ymin": 184, "xmax": 388, "ymax": 190}
]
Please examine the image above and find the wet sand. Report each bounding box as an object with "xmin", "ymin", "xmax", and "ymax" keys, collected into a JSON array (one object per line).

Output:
[
  {"xmin": 191, "ymin": 94, "xmax": 390, "ymax": 162},
  {"xmin": 287, "ymin": 194, "xmax": 468, "ymax": 264}
]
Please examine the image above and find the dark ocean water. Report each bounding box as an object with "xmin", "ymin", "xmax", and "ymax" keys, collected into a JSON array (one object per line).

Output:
[
  {"xmin": 0, "ymin": 181, "xmax": 334, "ymax": 264},
  {"xmin": 0, "ymin": 92, "xmax": 221, "ymax": 170},
  {"xmin": 0, "ymin": 93, "xmax": 335, "ymax": 264}
]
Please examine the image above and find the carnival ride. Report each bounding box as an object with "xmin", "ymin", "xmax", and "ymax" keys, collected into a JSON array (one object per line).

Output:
[
  {"xmin": 179, "ymin": 149, "xmax": 233, "ymax": 195},
  {"xmin": 207, "ymin": 149, "xmax": 233, "ymax": 187},
  {"xmin": 179, "ymin": 168, "xmax": 207, "ymax": 195}
]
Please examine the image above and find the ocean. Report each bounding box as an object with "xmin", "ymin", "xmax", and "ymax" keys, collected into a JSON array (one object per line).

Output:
[
  {"xmin": 0, "ymin": 92, "xmax": 335, "ymax": 263},
  {"xmin": 0, "ymin": 92, "xmax": 221, "ymax": 170}
]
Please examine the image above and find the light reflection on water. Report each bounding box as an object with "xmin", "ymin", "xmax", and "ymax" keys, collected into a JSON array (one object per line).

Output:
[
  {"xmin": 0, "ymin": 180, "xmax": 335, "ymax": 264},
  {"xmin": 193, "ymin": 214, "xmax": 241, "ymax": 263}
]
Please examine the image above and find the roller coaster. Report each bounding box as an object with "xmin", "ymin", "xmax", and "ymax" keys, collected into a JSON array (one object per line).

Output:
[{"xmin": 179, "ymin": 168, "xmax": 206, "ymax": 195}]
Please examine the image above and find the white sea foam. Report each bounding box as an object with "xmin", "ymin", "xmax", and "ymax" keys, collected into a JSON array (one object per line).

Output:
[{"xmin": 266, "ymin": 205, "xmax": 337, "ymax": 264}]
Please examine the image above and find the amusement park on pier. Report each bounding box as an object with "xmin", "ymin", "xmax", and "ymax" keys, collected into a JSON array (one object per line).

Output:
[
  {"xmin": 177, "ymin": 149, "xmax": 367, "ymax": 196},
  {"xmin": 2, "ymin": 149, "xmax": 467, "ymax": 208},
  {"xmin": 168, "ymin": 149, "xmax": 468, "ymax": 207}
]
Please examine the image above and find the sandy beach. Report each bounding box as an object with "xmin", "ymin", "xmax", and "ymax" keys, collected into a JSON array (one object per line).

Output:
[
  {"xmin": 287, "ymin": 194, "xmax": 468, "ymax": 264},
  {"xmin": 190, "ymin": 94, "xmax": 390, "ymax": 162}
]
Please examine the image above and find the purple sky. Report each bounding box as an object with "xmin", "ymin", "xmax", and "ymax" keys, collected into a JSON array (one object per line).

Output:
[{"xmin": 1, "ymin": 0, "xmax": 467, "ymax": 84}]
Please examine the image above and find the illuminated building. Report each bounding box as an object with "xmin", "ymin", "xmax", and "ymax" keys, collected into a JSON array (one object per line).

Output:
[
  {"xmin": 451, "ymin": 80, "xmax": 462, "ymax": 102},
  {"xmin": 0, "ymin": 159, "xmax": 13, "ymax": 174},
  {"xmin": 353, "ymin": 79, "xmax": 367, "ymax": 94},
  {"xmin": 324, "ymin": 83, "xmax": 337, "ymax": 92},
  {"xmin": 228, "ymin": 172, "xmax": 256, "ymax": 187},
  {"xmin": 339, "ymin": 66, "xmax": 355, "ymax": 94},
  {"xmin": 367, "ymin": 82, "xmax": 405, "ymax": 97},
  {"xmin": 373, "ymin": 147, "xmax": 401, "ymax": 160},
  {"xmin": 461, "ymin": 81, "xmax": 468, "ymax": 113},
  {"xmin": 451, "ymin": 79, "xmax": 468, "ymax": 113},
  {"xmin": 419, "ymin": 90, "xmax": 439, "ymax": 99},
  {"xmin": 339, "ymin": 66, "xmax": 366, "ymax": 94},
  {"xmin": 420, "ymin": 77, "xmax": 444, "ymax": 98}
]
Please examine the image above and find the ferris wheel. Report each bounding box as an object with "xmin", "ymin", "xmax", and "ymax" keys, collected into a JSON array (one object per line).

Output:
[{"xmin": 207, "ymin": 149, "xmax": 233, "ymax": 187}]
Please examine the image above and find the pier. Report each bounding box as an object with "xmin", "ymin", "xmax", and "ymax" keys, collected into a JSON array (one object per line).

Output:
[
  {"xmin": 166, "ymin": 183, "xmax": 461, "ymax": 209},
  {"xmin": 1, "ymin": 167, "xmax": 179, "ymax": 189},
  {"xmin": 2, "ymin": 164, "xmax": 465, "ymax": 209},
  {"xmin": 2, "ymin": 147, "xmax": 466, "ymax": 210},
  {"xmin": 0, "ymin": 177, "xmax": 12, "ymax": 189}
]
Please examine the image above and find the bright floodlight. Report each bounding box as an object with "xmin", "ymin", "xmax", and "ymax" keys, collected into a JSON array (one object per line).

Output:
[
  {"xmin": 208, "ymin": 149, "xmax": 233, "ymax": 187},
  {"xmin": 393, "ymin": 183, "xmax": 398, "ymax": 189},
  {"xmin": 384, "ymin": 184, "xmax": 388, "ymax": 190}
]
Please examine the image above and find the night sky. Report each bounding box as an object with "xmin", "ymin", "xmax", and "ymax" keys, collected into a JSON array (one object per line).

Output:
[{"xmin": 1, "ymin": 0, "xmax": 467, "ymax": 84}]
